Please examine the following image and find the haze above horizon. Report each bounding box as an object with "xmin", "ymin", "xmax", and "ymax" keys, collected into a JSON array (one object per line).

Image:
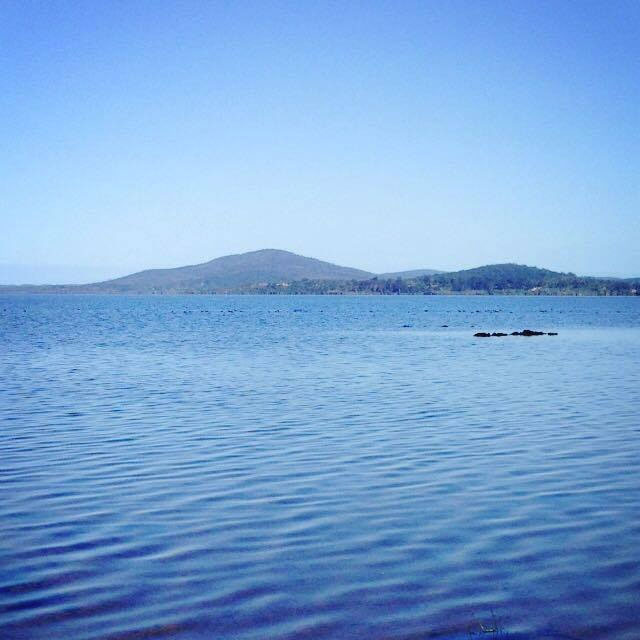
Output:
[{"xmin": 2, "ymin": 1, "xmax": 639, "ymax": 280}]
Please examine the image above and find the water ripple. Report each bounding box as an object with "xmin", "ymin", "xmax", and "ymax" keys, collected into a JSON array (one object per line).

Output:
[{"xmin": 1, "ymin": 295, "xmax": 639, "ymax": 639}]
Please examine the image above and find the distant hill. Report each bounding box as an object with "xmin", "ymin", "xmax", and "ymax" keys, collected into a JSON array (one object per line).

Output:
[
  {"xmin": 245, "ymin": 262, "xmax": 639, "ymax": 296},
  {"xmin": 446, "ymin": 263, "xmax": 569, "ymax": 279},
  {"xmin": 432, "ymin": 263, "xmax": 577, "ymax": 290},
  {"xmin": 378, "ymin": 268, "xmax": 443, "ymax": 279},
  {"xmin": 71, "ymin": 249, "xmax": 372, "ymax": 293}
]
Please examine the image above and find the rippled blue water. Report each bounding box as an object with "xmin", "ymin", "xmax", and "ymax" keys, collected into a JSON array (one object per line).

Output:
[{"xmin": 1, "ymin": 294, "xmax": 639, "ymax": 640}]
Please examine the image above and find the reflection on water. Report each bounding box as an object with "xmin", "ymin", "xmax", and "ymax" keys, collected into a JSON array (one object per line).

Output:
[{"xmin": 1, "ymin": 295, "xmax": 639, "ymax": 639}]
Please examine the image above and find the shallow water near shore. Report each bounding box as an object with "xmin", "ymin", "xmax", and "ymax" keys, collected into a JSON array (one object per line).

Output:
[{"xmin": 1, "ymin": 294, "xmax": 639, "ymax": 640}]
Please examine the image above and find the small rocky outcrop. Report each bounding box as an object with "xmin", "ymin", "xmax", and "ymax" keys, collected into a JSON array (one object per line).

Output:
[{"xmin": 474, "ymin": 329, "xmax": 559, "ymax": 338}]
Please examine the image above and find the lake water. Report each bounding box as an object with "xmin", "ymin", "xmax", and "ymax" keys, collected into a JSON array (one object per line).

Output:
[{"xmin": 1, "ymin": 294, "xmax": 639, "ymax": 640}]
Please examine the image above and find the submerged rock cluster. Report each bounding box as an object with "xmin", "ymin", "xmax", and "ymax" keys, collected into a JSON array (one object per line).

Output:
[{"xmin": 474, "ymin": 329, "xmax": 558, "ymax": 337}]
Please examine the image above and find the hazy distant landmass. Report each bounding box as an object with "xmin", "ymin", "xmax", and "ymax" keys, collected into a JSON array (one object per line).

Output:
[
  {"xmin": 92, "ymin": 249, "xmax": 373, "ymax": 291},
  {"xmin": 377, "ymin": 268, "xmax": 444, "ymax": 279},
  {"xmin": 1, "ymin": 249, "xmax": 638, "ymax": 295},
  {"xmin": 0, "ymin": 264, "xmax": 130, "ymax": 285}
]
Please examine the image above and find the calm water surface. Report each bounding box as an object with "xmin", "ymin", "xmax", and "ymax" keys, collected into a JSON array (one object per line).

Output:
[{"xmin": 1, "ymin": 295, "xmax": 639, "ymax": 639}]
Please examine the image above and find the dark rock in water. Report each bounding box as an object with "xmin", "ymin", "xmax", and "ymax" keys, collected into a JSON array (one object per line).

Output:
[
  {"xmin": 512, "ymin": 329, "xmax": 546, "ymax": 336},
  {"xmin": 476, "ymin": 329, "xmax": 557, "ymax": 338}
]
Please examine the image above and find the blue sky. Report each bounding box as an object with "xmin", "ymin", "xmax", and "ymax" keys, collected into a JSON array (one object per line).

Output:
[{"xmin": 2, "ymin": 0, "xmax": 639, "ymax": 282}]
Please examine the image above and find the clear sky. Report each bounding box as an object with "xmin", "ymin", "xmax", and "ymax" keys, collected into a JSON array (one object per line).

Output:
[{"xmin": 2, "ymin": 0, "xmax": 639, "ymax": 283}]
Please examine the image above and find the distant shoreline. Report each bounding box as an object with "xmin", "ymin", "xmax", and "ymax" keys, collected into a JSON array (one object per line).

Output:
[
  {"xmin": 1, "ymin": 288, "xmax": 638, "ymax": 297},
  {"xmin": 3, "ymin": 251, "xmax": 637, "ymax": 296}
]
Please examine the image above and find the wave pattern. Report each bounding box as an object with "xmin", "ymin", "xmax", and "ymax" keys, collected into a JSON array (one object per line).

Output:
[{"xmin": 1, "ymin": 295, "xmax": 639, "ymax": 639}]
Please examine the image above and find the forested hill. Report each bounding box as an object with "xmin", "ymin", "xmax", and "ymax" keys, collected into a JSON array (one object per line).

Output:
[
  {"xmin": 0, "ymin": 249, "xmax": 373, "ymax": 293},
  {"xmin": 244, "ymin": 263, "xmax": 640, "ymax": 295},
  {"xmin": 432, "ymin": 263, "xmax": 579, "ymax": 291},
  {"xmin": 95, "ymin": 249, "xmax": 374, "ymax": 291}
]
